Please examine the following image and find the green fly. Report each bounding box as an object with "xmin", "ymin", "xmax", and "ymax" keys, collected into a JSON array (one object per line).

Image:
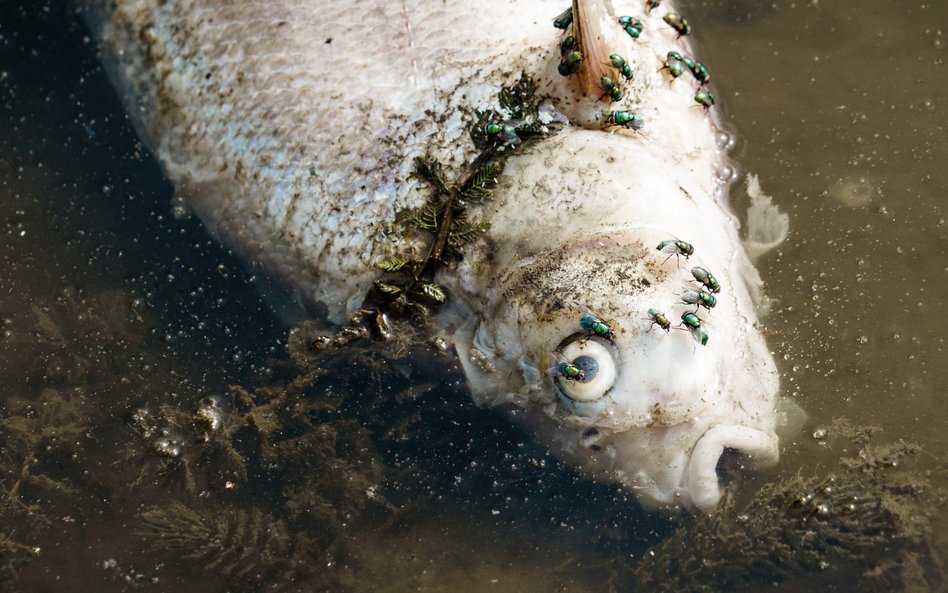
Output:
[
  {"xmin": 689, "ymin": 61, "xmax": 711, "ymax": 84},
  {"xmin": 618, "ymin": 16, "xmax": 643, "ymax": 39},
  {"xmin": 645, "ymin": 0, "xmax": 663, "ymax": 13},
  {"xmin": 623, "ymin": 24, "xmax": 642, "ymax": 39},
  {"xmin": 580, "ymin": 311, "xmax": 616, "ymax": 340},
  {"xmin": 691, "ymin": 266, "xmax": 721, "ymax": 293},
  {"xmin": 600, "ymin": 76, "xmax": 623, "ymax": 101},
  {"xmin": 608, "ymin": 111, "xmax": 645, "ymax": 130},
  {"xmin": 682, "ymin": 290, "xmax": 717, "ymax": 312},
  {"xmin": 667, "ymin": 50, "xmax": 696, "ymax": 70},
  {"xmin": 694, "ymin": 90, "xmax": 716, "ymax": 109},
  {"xmin": 659, "ymin": 57, "xmax": 685, "ymax": 79},
  {"xmin": 559, "ymin": 35, "xmax": 576, "ymax": 56},
  {"xmin": 558, "ymin": 50, "xmax": 584, "ymax": 76},
  {"xmin": 680, "ymin": 312, "xmax": 709, "ymax": 346},
  {"xmin": 657, "ymin": 239, "xmax": 694, "ymax": 266},
  {"xmin": 647, "ymin": 308, "xmax": 671, "ymax": 332},
  {"xmin": 663, "ymin": 13, "xmax": 691, "ymax": 37},
  {"xmin": 609, "ymin": 54, "xmax": 634, "ymax": 80},
  {"xmin": 483, "ymin": 122, "xmax": 521, "ymax": 145},
  {"xmin": 553, "ymin": 6, "xmax": 573, "ymax": 30},
  {"xmin": 550, "ymin": 352, "xmax": 586, "ymax": 381}
]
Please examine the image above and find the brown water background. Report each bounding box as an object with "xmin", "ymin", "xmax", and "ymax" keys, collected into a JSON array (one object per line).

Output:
[{"xmin": 0, "ymin": 1, "xmax": 945, "ymax": 591}]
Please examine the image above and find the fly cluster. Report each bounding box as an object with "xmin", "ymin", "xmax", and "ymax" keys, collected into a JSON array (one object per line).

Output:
[
  {"xmin": 550, "ymin": 1, "xmax": 718, "ymax": 133},
  {"xmin": 648, "ymin": 239, "xmax": 723, "ymax": 347}
]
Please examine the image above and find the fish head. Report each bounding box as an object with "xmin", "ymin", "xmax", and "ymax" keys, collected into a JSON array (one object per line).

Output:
[{"xmin": 451, "ymin": 227, "xmax": 781, "ymax": 512}]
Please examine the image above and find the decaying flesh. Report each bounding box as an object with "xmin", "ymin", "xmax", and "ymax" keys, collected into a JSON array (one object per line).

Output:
[{"xmin": 85, "ymin": 0, "xmax": 790, "ymax": 511}]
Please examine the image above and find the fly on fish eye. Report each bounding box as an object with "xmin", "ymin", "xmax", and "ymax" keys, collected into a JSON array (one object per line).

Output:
[
  {"xmin": 550, "ymin": 338, "xmax": 619, "ymax": 403},
  {"xmin": 550, "ymin": 351, "xmax": 586, "ymax": 382}
]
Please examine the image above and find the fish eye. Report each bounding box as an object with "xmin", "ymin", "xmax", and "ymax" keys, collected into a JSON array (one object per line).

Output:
[{"xmin": 553, "ymin": 335, "xmax": 619, "ymax": 402}]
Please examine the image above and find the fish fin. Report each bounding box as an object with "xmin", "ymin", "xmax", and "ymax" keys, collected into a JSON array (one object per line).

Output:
[
  {"xmin": 775, "ymin": 395, "xmax": 807, "ymax": 442},
  {"xmin": 736, "ymin": 254, "xmax": 771, "ymax": 316},
  {"xmin": 743, "ymin": 174, "xmax": 789, "ymax": 261}
]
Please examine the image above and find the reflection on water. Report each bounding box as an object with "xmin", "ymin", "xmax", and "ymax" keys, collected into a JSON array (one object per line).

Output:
[{"xmin": 0, "ymin": 1, "xmax": 944, "ymax": 591}]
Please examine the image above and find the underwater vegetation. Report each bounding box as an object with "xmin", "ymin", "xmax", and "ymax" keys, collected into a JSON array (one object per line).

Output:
[
  {"xmin": 137, "ymin": 502, "xmax": 331, "ymax": 590},
  {"xmin": 632, "ymin": 420, "xmax": 945, "ymax": 592},
  {"xmin": 0, "ymin": 288, "xmax": 943, "ymax": 592}
]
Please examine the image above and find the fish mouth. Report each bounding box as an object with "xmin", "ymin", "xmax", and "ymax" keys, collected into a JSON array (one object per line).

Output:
[{"xmin": 684, "ymin": 425, "xmax": 779, "ymax": 511}]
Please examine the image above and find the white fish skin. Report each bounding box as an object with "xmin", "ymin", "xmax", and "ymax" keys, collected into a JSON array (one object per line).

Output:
[{"xmin": 85, "ymin": 0, "xmax": 789, "ymax": 512}]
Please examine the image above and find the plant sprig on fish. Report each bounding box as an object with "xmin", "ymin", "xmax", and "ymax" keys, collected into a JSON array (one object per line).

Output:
[
  {"xmin": 373, "ymin": 154, "xmax": 502, "ymax": 313},
  {"xmin": 373, "ymin": 77, "xmax": 553, "ymax": 318}
]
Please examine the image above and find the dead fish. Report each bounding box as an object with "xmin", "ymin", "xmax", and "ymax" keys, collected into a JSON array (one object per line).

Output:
[{"xmin": 84, "ymin": 0, "xmax": 791, "ymax": 512}]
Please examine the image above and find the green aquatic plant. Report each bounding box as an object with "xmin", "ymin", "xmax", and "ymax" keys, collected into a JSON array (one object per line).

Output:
[
  {"xmin": 374, "ymin": 75, "xmax": 554, "ymax": 318},
  {"xmin": 373, "ymin": 154, "xmax": 502, "ymax": 315}
]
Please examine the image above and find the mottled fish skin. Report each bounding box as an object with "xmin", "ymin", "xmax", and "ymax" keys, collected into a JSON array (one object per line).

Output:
[
  {"xmin": 86, "ymin": 0, "xmax": 563, "ymax": 318},
  {"xmin": 86, "ymin": 0, "xmax": 787, "ymax": 512}
]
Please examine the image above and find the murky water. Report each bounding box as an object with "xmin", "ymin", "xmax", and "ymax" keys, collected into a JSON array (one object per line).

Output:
[{"xmin": 0, "ymin": 1, "xmax": 944, "ymax": 592}]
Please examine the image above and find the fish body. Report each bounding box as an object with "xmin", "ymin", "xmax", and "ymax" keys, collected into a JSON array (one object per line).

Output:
[{"xmin": 86, "ymin": 0, "xmax": 789, "ymax": 511}]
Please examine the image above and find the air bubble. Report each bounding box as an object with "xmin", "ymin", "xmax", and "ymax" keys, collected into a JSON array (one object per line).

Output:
[
  {"xmin": 714, "ymin": 129, "xmax": 736, "ymax": 151},
  {"xmin": 714, "ymin": 164, "xmax": 737, "ymax": 183},
  {"xmin": 170, "ymin": 196, "xmax": 192, "ymax": 220}
]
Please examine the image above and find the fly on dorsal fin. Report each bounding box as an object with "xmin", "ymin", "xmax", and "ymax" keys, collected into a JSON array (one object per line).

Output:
[
  {"xmin": 575, "ymin": 0, "xmax": 621, "ymax": 99},
  {"xmin": 549, "ymin": 0, "xmax": 644, "ymax": 127}
]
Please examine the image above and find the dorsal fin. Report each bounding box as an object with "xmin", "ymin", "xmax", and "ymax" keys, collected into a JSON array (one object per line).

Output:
[
  {"xmin": 569, "ymin": 0, "xmax": 621, "ymax": 98},
  {"xmin": 547, "ymin": 0, "xmax": 644, "ymax": 128}
]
